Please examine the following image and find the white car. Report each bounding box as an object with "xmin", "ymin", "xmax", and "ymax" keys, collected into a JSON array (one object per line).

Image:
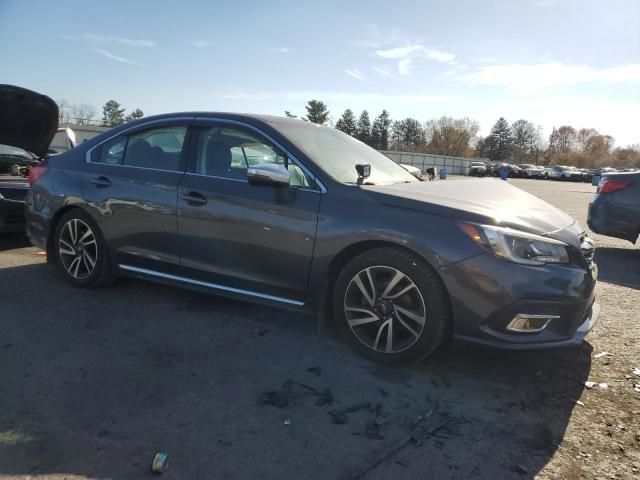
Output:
[
  {"xmin": 517, "ymin": 164, "xmax": 545, "ymax": 178},
  {"xmin": 400, "ymin": 164, "xmax": 424, "ymax": 180}
]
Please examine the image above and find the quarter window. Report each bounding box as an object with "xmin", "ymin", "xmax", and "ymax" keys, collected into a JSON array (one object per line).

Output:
[{"xmin": 194, "ymin": 126, "xmax": 311, "ymax": 187}]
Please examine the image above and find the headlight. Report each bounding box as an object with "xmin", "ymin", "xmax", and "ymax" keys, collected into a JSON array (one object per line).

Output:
[{"xmin": 458, "ymin": 223, "xmax": 570, "ymax": 266}]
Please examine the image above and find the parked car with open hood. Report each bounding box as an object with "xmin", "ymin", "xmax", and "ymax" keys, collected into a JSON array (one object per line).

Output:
[
  {"xmin": 24, "ymin": 106, "xmax": 599, "ymax": 364},
  {"xmin": 588, "ymin": 171, "xmax": 639, "ymax": 244},
  {"xmin": 0, "ymin": 85, "xmax": 75, "ymax": 233}
]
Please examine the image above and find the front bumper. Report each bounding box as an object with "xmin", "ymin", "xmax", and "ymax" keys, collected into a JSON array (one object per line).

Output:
[{"xmin": 439, "ymin": 251, "xmax": 598, "ymax": 350}]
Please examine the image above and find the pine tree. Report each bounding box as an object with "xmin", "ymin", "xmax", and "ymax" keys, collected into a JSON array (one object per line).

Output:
[
  {"xmin": 356, "ymin": 110, "xmax": 371, "ymax": 145},
  {"xmin": 335, "ymin": 109, "xmax": 357, "ymax": 136},
  {"xmin": 304, "ymin": 100, "xmax": 330, "ymax": 124},
  {"xmin": 284, "ymin": 111, "xmax": 297, "ymax": 118},
  {"xmin": 102, "ymin": 100, "xmax": 125, "ymax": 127},
  {"xmin": 371, "ymin": 110, "xmax": 392, "ymax": 150},
  {"xmin": 125, "ymin": 108, "xmax": 144, "ymax": 122},
  {"xmin": 488, "ymin": 117, "xmax": 513, "ymax": 160}
]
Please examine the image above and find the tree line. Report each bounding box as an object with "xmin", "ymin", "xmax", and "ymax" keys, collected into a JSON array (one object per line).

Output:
[
  {"xmin": 288, "ymin": 99, "xmax": 640, "ymax": 169},
  {"xmin": 57, "ymin": 100, "xmax": 144, "ymax": 128}
]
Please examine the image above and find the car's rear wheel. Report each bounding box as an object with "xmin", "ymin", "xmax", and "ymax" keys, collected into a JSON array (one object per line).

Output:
[
  {"xmin": 53, "ymin": 209, "xmax": 115, "ymax": 288},
  {"xmin": 333, "ymin": 247, "xmax": 449, "ymax": 365}
]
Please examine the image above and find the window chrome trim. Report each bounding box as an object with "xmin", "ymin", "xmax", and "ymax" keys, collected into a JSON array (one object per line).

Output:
[
  {"xmin": 119, "ymin": 264, "xmax": 305, "ymax": 306},
  {"xmin": 181, "ymin": 171, "xmax": 321, "ymax": 193},
  {"xmin": 84, "ymin": 116, "xmax": 195, "ymax": 166},
  {"xmin": 194, "ymin": 117, "xmax": 327, "ymax": 193}
]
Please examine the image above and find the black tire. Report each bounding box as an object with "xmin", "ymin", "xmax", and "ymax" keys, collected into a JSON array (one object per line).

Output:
[
  {"xmin": 52, "ymin": 209, "xmax": 116, "ymax": 288},
  {"xmin": 332, "ymin": 247, "xmax": 450, "ymax": 365}
]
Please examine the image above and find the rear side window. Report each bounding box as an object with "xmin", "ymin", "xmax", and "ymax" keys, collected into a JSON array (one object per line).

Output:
[{"xmin": 91, "ymin": 126, "xmax": 187, "ymax": 172}]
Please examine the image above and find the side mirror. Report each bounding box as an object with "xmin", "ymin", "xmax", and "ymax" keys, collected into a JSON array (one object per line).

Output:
[{"xmin": 247, "ymin": 163, "xmax": 290, "ymax": 187}]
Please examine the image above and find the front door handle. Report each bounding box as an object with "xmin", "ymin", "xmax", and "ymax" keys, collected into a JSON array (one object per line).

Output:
[
  {"xmin": 90, "ymin": 176, "xmax": 111, "ymax": 188},
  {"xmin": 181, "ymin": 191, "xmax": 207, "ymax": 206}
]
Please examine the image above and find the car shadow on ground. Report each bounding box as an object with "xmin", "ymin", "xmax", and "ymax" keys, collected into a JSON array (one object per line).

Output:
[
  {"xmin": 595, "ymin": 246, "xmax": 640, "ymax": 289},
  {"xmin": 0, "ymin": 233, "xmax": 31, "ymax": 252},
  {"xmin": 0, "ymin": 262, "xmax": 592, "ymax": 479}
]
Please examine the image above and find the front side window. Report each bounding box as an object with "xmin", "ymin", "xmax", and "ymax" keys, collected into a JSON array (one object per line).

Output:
[
  {"xmin": 92, "ymin": 125, "xmax": 187, "ymax": 171},
  {"xmin": 194, "ymin": 126, "xmax": 311, "ymax": 187}
]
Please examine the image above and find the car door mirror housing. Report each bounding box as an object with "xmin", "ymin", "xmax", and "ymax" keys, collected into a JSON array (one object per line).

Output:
[{"xmin": 247, "ymin": 164, "xmax": 290, "ymax": 187}]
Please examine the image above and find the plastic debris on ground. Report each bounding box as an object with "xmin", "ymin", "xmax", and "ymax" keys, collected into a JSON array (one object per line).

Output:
[
  {"xmin": 594, "ymin": 351, "xmax": 613, "ymax": 359},
  {"xmin": 259, "ymin": 379, "xmax": 334, "ymax": 409},
  {"xmin": 151, "ymin": 452, "xmax": 169, "ymax": 473}
]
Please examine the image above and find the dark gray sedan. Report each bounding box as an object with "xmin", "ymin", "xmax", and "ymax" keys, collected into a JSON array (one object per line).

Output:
[
  {"xmin": 11, "ymin": 87, "xmax": 599, "ymax": 364},
  {"xmin": 588, "ymin": 172, "xmax": 639, "ymax": 244}
]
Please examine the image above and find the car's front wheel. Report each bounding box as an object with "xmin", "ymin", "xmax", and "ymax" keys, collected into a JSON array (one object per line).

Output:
[
  {"xmin": 53, "ymin": 209, "xmax": 115, "ymax": 288},
  {"xmin": 333, "ymin": 247, "xmax": 450, "ymax": 365}
]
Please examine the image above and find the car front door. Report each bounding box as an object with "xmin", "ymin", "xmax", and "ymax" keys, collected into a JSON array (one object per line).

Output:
[
  {"xmin": 83, "ymin": 118, "xmax": 192, "ymax": 271},
  {"xmin": 176, "ymin": 119, "xmax": 322, "ymax": 304}
]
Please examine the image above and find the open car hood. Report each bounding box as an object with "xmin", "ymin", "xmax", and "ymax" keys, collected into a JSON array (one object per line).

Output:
[{"xmin": 0, "ymin": 85, "xmax": 59, "ymax": 158}]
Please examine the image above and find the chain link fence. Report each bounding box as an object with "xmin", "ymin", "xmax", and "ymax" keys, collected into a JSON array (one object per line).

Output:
[{"xmin": 381, "ymin": 150, "xmax": 488, "ymax": 176}]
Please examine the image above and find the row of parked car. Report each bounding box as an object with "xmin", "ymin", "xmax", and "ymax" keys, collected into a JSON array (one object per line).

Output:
[{"xmin": 468, "ymin": 162, "xmax": 625, "ymax": 182}]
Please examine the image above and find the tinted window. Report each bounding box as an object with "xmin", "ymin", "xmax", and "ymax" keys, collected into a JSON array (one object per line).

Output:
[
  {"xmin": 123, "ymin": 126, "xmax": 186, "ymax": 170},
  {"xmin": 94, "ymin": 136, "xmax": 127, "ymax": 165},
  {"xmin": 194, "ymin": 126, "xmax": 311, "ymax": 187}
]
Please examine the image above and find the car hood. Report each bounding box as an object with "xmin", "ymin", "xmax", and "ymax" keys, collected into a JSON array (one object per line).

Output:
[
  {"xmin": 364, "ymin": 178, "xmax": 576, "ymax": 237},
  {"xmin": 0, "ymin": 85, "xmax": 59, "ymax": 158}
]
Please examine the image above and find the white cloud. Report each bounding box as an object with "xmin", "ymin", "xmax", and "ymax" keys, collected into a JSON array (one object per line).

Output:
[
  {"xmin": 397, "ymin": 58, "xmax": 412, "ymax": 75},
  {"xmin": 425, "ymin": 48, "xmax": 456, "ymax": 64},
  {"xmin": 372, "ymin": 66, "xmax": 396, "ymax": 79},
  {"xmin": 217, "ymin": 89, "xmax": 454, "ymax": 104},
  {"xmin": 344, "ymin": 69, "xmax": 367, "ymax": 81},
  {"xmin": 462, "ymin": 62, "xmax": 640, "ymax": 94},
  {"xmin": 81, "ymin": 33, "xmax": 155, "ymax": 48},
  {"xmin": 376, "ymin": 44, "xmax": 424, "ymax": 59},
  {"xmin": 92, "ymin": 48, "xmax": 143, "ymax": 67},
  {"xmin": 275, "ymin": 47, "xmax": 290, "ymax": 53},
  {"xmin": 191, "ymin": 40, "xmax": 211, "ymax": 48}
]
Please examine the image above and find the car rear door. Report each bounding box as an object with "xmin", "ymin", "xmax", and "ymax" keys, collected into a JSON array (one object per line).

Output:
[
  {"xmin": 176, "ymin": 118, "xmax": 322, "ymax": 304},
  {"xmin": 83, "ymin": 117, "xmax": 192, "ymax": 271}
]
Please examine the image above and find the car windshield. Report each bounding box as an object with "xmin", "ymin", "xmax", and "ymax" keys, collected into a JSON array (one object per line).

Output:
[{"xmin": 275, "ymin": 121, "xmax": 417, "ymax": 185}]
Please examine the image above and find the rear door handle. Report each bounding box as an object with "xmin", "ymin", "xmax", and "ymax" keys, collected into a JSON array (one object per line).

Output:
[
  {"xmin": 90, "ymin": 176, "xmax": 111, "ymax": 188},
  {"xmin": 181, "ymin": 191, "xmax": 207, "ymax": 206}
]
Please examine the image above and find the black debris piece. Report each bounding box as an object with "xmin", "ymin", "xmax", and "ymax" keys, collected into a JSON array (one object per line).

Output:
[
  {"xmin": 307, "ymin": 366, "xmax": 322, "ymax": 377},
  {"xmin": 329, "ymin": 411, "xmax": 348, "ymax": 424},
  {"xmin": 378, "ymin": 387, "xmax": 389, "ymax": 398},
  {"xmin": 259, "ymin": 379, "xmax": 294, "ymax": 408},
  {"xmin": 316, "ymin": 388, "xmax": 334, "ymax": 407}
]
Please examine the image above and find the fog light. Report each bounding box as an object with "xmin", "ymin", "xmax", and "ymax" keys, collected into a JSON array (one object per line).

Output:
[{"xmin": 506, "ymin": 314, "xmax": 559, "ymax": 333}]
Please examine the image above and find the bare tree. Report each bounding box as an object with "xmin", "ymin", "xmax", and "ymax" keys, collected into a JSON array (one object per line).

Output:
[
  {"xmin": 71, "ymin": 103, "xmax": 97, "ymax": 125},
  {"xmin": 424, "ymin": 117, "xmax": 479, "ymax": 157},
  {"xmin": 57, "ymin": 99, "xmax": 71, "ymax": 125}
]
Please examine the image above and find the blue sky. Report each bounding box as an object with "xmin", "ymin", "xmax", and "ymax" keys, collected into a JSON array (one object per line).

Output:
[{"xmin": 1, "ymin": 0, "xmax": 639, "ymax": 145}]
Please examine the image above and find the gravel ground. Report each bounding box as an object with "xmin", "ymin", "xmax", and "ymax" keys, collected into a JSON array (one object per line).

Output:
[{"xmin": 0, "ymin": 178, "xmax": 638, "ymax": 479}]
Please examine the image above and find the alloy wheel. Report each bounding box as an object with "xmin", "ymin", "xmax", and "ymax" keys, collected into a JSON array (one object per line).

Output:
[
  {"xmin": 343, "ymin": 266, "xmax": 427, "ymax": 354},
  {"xmin": 58, "ymin": 218, "xmax": 98, "ymax": 280}
]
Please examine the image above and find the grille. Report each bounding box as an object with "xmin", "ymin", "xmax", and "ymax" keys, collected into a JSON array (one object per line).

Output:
[
  {"xmin": 580, "ymin": 235, "xmax": 595, "ymax": 264},
  {"xmin": 0, "ymin": 187, "xmax": 28, "ymax": 201}
]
